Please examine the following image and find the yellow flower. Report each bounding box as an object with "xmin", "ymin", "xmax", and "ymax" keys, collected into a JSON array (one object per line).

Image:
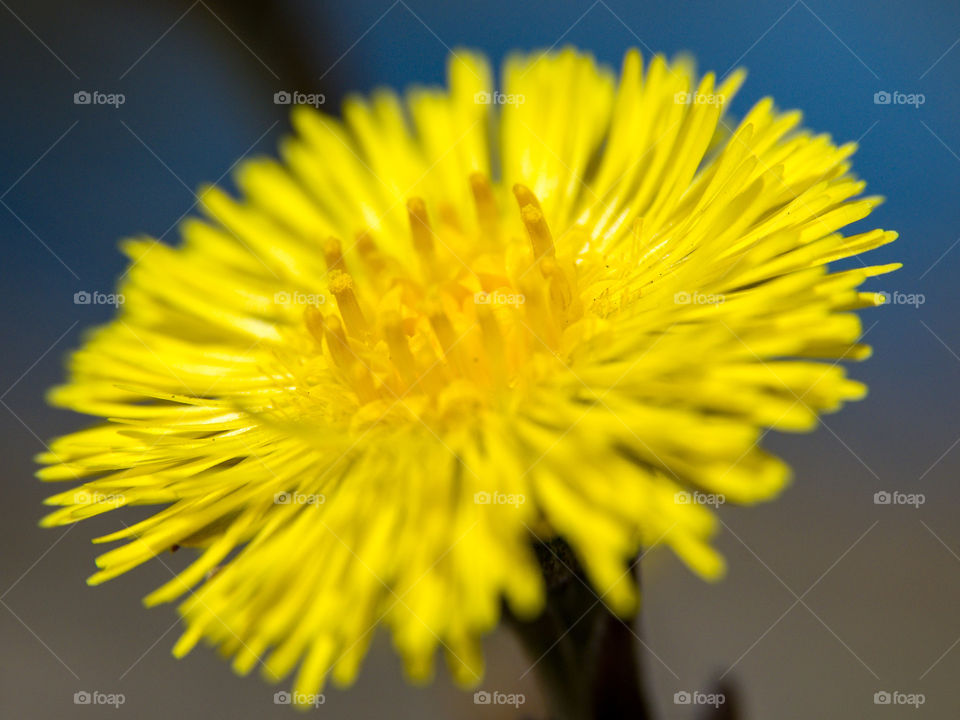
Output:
[{"xmin": 39, "ymin": 48, "xmax": 897, "ymax": 700}]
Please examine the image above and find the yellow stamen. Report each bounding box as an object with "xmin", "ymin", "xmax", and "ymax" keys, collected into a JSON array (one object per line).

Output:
[
  {"xmin": 382, "ymin": 312, "xmax": 419, "ymax": 388},
  {"xmin": 512, "ymin": 183, "xmax": 543, "ymax": 212},
  {"xmin": 438, "ymin": 201, "xmax": 462, "ymax": 232},
  {"xmin": 323, "ymin": 236, "xmax": 344, "ymax": 271},
  {"xmin": 328, "ymin": 270, "xmax": 368, "ymax": 337},
  {"xmin": 322, "ymin": 314, "xmax": 355, "ymax": 371},
  {"xmin": 354, "ymin": 230, "xmax": 389, "ymax": 286},
  {"xmin": 470, "ymin": 172, "xmax": 499, "ymax": 240},
  {"xmin": 476, "ymin": 305, "xmax": 506, "ymax": 386},
  {"xmin": 519, "ymin": 204, "xmax": 556, "ymax": 265},
  {"xmin": 317, "ymin": 313, "xmax": 377, "ymax": 403},
  {"xmin": 427, "ymin": 303, "xmax": 467, "ymax": 377},
  {"xmin": 407, "ymin": 197, "xmax": 434, "ymax": 257},
  {"xmin": 303, "ymin": 307, "xmax": 326, "ymax": 347},
  {"xmin": 355, "ymin": 230, "xmax": 392, "ymax": 287},
  {"xmin": 541, "ymin": 256, "xmax": 574, "ymax": 320},
  {"xmin": 518, "ymin": 277, "xmax": 560, "ymax": 350}
]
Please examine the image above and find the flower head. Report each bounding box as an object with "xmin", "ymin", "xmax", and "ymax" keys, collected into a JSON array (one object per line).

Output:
[{"xmin": 40, "ymin": 48, "xmax": 897, "ymax": 700}]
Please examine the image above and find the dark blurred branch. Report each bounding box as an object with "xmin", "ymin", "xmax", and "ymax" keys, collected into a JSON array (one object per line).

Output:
[
  {"xmin": 505, "ymin": 539, "xmax": 652, "ymax": 720},
  {"xmin": 697, "ymin": 680, "xmax": 742, "ymax": 720},
  {"xmin": 160, "ymin": 0, "xmax": 347, "ymax": 108}
]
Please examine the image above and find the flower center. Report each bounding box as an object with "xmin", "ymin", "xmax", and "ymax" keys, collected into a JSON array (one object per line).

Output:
[{"xmin": 300, "ymin": 175, "xmax": 588, "ymax": 423}]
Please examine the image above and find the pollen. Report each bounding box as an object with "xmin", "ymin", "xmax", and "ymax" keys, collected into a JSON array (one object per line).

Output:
[{"xmin": 300, "ymin": 178, "xmax": 586, "ymax": 420}]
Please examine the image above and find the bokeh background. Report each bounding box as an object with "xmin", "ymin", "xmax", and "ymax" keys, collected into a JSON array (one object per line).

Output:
[{"xmin": 1, "ymin": 1, "xmax": 958, "ymax": 718}]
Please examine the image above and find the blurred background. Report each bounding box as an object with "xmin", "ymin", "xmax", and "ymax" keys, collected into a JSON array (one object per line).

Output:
[{"xmin": 1, "ymin": 0, "xmax": 957, "ymax": 717}]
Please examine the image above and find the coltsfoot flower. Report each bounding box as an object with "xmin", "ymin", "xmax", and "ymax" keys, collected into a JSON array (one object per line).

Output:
[{"xmin": 40, "ymin": 48, "xmax": 897, "ymax": 700}]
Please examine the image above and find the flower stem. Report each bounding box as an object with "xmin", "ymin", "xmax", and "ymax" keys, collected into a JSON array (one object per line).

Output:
[{"xmin": 505, "ymin": 539, "xmax": 652, "ymax": 720}]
